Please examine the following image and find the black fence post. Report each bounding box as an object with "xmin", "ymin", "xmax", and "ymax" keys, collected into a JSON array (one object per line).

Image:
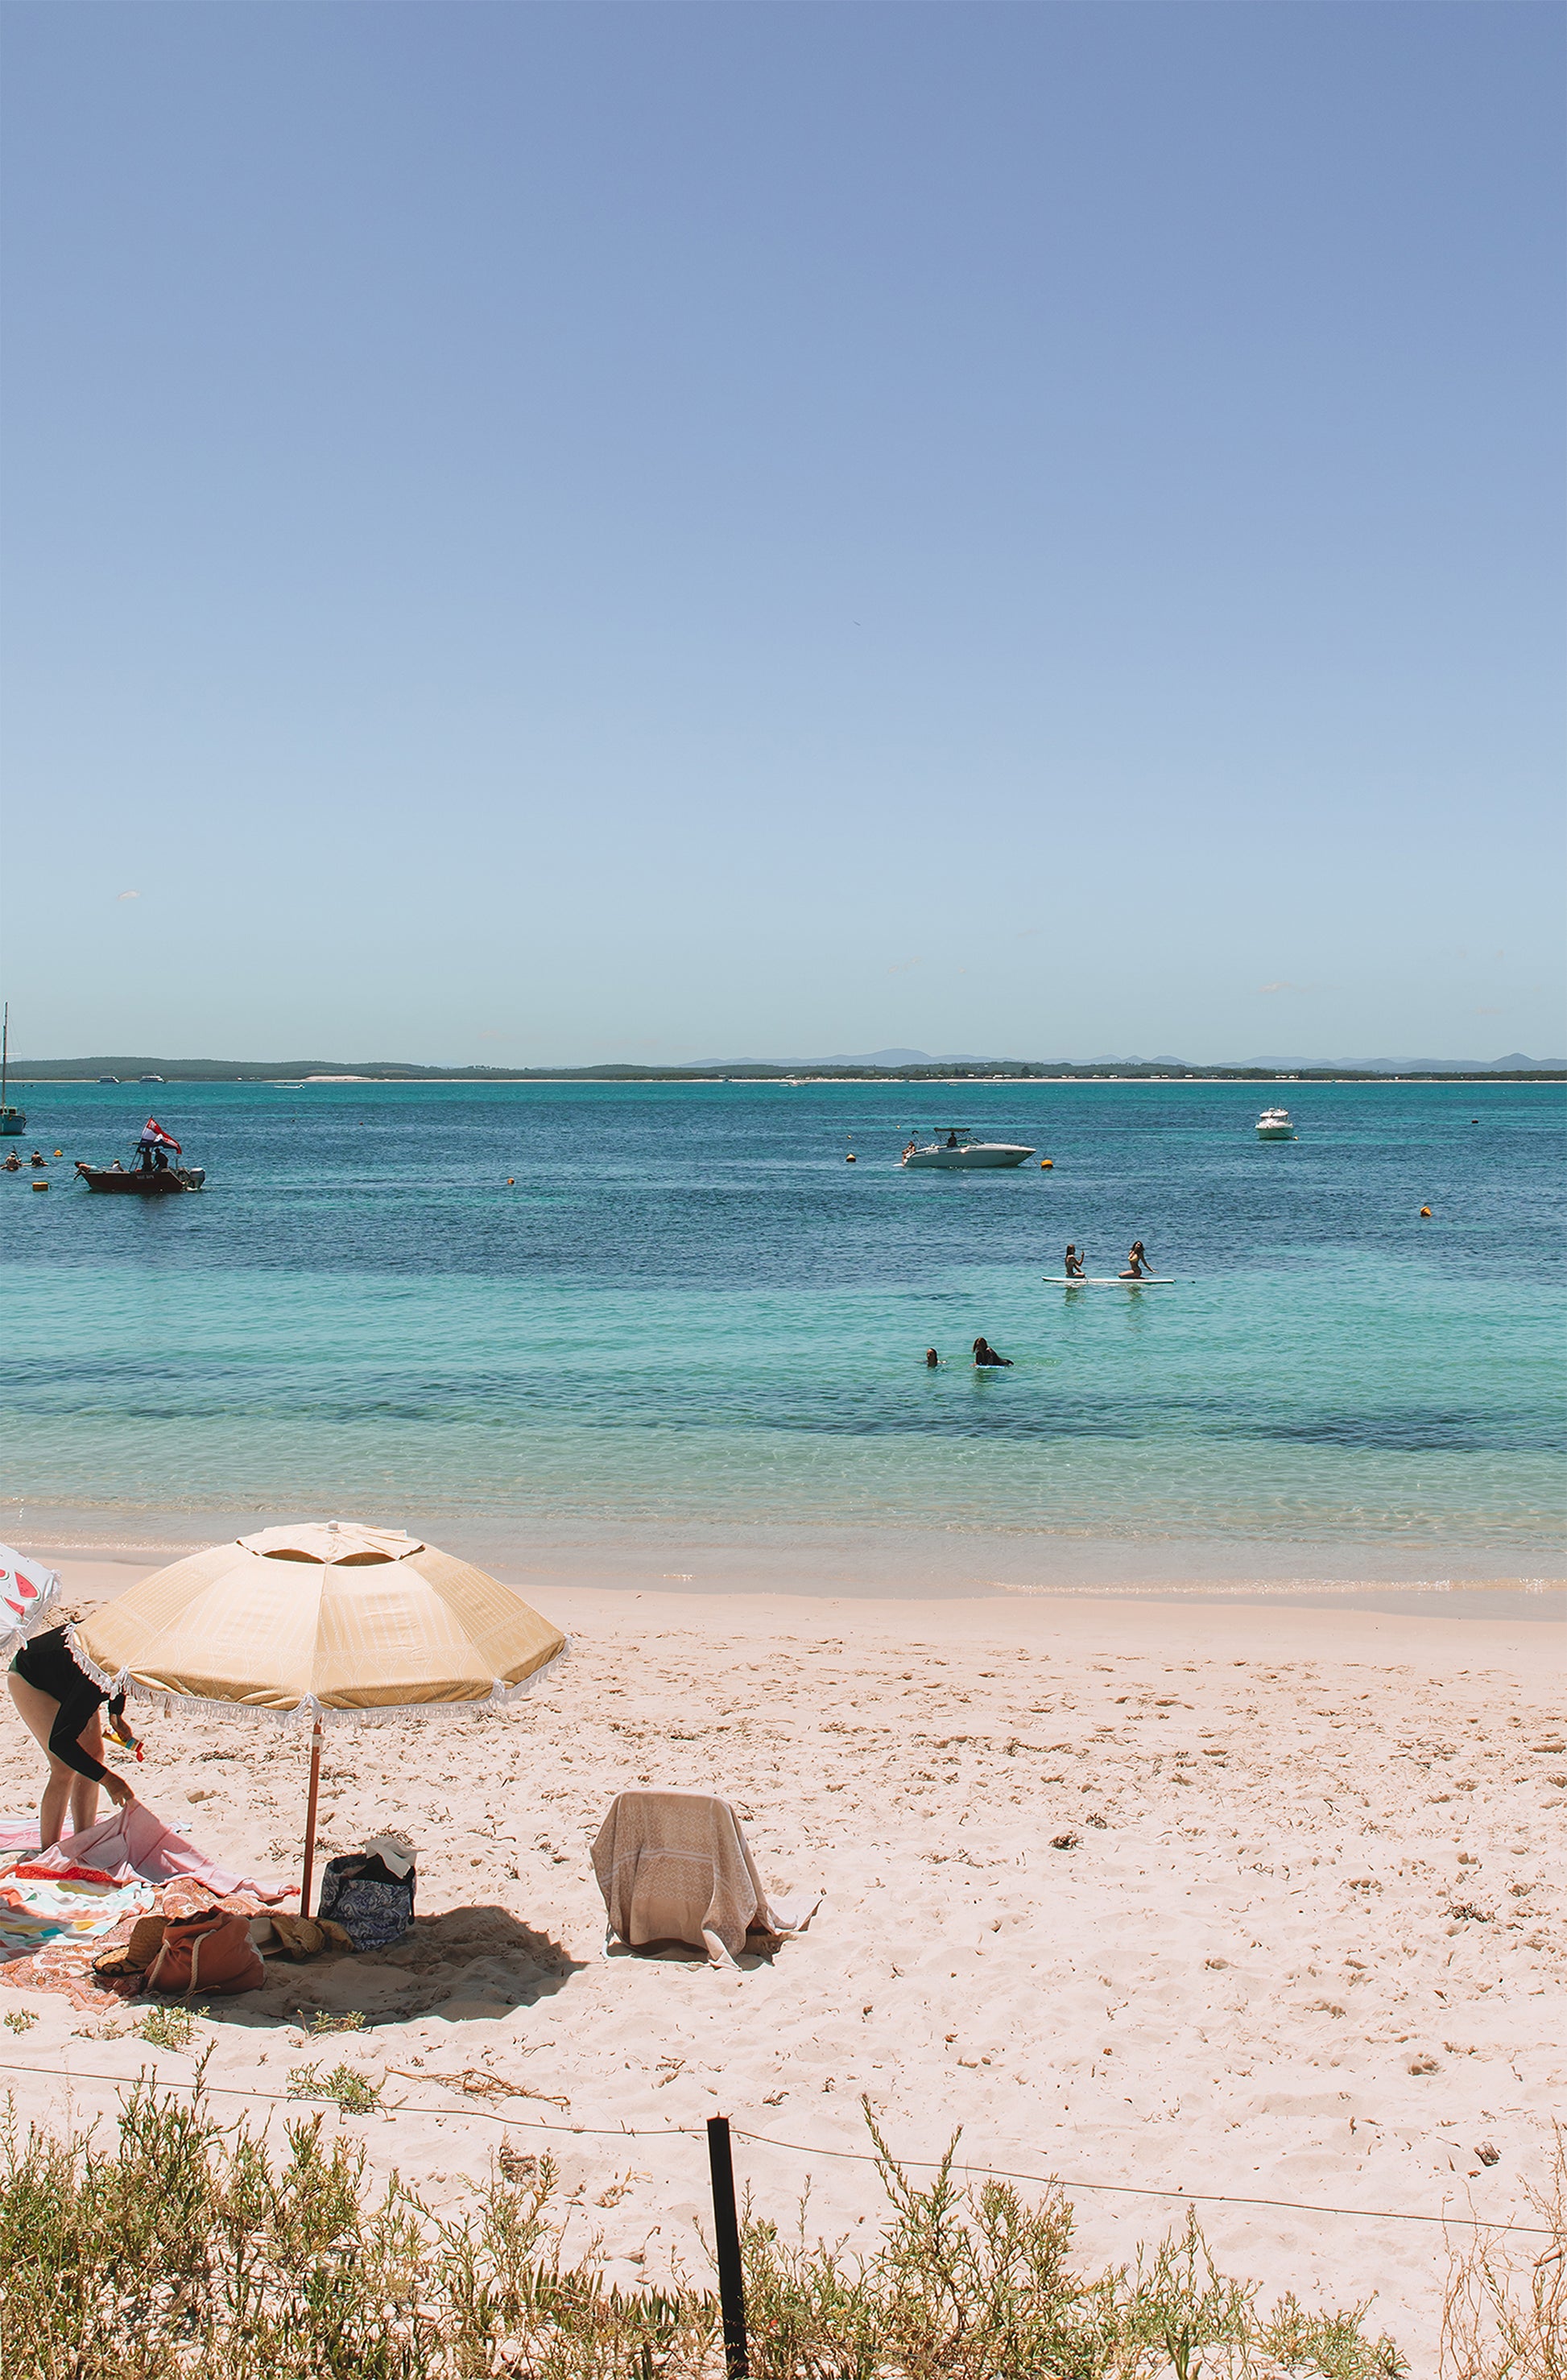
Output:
[{"xmin": 706, "ymin": 2113, "xmax": 749, "ymax": 2378}]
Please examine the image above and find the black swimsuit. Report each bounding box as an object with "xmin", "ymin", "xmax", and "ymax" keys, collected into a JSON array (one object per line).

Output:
[{"xmin": 9, "ymin": 1626, "xmax": 124, "ymax": 1783}]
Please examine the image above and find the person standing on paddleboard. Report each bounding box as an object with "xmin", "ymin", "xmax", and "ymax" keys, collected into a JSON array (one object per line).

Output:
[{"xmin": 1119, "ymin": 1242, "xmax": 1154, "ymax": 1279}]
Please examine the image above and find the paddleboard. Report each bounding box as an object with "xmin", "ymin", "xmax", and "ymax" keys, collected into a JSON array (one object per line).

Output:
[{"xmin": 1042, "ymin": 1275, "xmax": 1176, "ymax": 1286}]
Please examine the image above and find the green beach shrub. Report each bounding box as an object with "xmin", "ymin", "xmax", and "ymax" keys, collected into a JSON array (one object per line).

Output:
[
  {"xmin": 287, "ymin": 2058, "xmax": 384, "ymax": 2115},
  {"xmin": 134, "ymin": 2003, "xmax": 205, "ymax": 2052}
]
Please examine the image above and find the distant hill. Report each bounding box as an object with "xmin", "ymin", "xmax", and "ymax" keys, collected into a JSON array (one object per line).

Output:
[
  {"xmin": 1247, "ymin": 1053, "xmax": 1563, "ymax": 1072},
  {"xmin": 12, "ymin": 1051, "xmax": 1565, "ymax": 1084}
]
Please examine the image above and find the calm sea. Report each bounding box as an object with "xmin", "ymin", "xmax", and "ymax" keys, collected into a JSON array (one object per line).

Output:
[{"xmin": 4, "ymin": 1078, "xmax": 1563, "ymax": 1601}]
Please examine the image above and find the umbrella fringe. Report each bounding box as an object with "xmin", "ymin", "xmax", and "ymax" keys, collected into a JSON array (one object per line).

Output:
[
  {"xmin": 64, "ymin": 1628, "xmax": 570, "ymax": 1728},
  {"xmin": 0, "ymin": 1614, "xmax": 58, "ymax": 1667}
]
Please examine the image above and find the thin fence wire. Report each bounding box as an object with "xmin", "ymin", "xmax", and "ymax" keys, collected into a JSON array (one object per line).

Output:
[{"xmin": 0, "ymin": 2052, "xmax": 1553, "ymax": 2240}]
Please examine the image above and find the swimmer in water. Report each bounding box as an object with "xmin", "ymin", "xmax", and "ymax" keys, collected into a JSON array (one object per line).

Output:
[
  {"xmin": 972, "ymin": 1337, "xmax": 1013, "ymax": 1367},
  {"xmin": 1119, "ymin": 1241, "xmax": 1152, "ymax": 1279},
  {"xmin": 925, "ymin": 1347, "xmax": 940, "ymax": 1367},
  {"xmin": 1064, "ymin": 1244, "xmax": 1085, "ymax": 1278}
]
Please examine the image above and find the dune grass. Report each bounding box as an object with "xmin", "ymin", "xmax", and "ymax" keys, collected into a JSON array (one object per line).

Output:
[
  {"xmin": 0, "ymin": 2070, "xmax": 1417, "ymax": 2377},
  {"xmin": 1441, "ymin": 2129, "xmax": 1566, "ymax": 2380}
]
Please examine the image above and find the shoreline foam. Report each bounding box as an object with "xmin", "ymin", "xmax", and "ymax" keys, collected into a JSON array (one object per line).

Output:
[{"xmin": 14, "ymin": 1534, "xmax": 1565, "ymax": 1630}]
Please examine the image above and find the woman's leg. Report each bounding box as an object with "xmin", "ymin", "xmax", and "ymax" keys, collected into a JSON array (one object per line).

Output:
[
  {"xmin": 6, "ymin": 1673, "xmax": 77, "ymax": 1848},
  {"xmin": 68, "ymin": 1713, "xmax": 104, "ymax": 1833}
]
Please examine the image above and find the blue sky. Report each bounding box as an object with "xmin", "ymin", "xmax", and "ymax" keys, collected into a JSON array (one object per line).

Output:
[{"xmin": 2, "ymin": 2, "xmax": 1561, "ymax": 1064}]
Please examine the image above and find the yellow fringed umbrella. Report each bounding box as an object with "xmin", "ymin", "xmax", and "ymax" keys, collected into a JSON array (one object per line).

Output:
[{"xmin": 74, "ymin": 1522, "xmax": 569, "ymax": 1912}]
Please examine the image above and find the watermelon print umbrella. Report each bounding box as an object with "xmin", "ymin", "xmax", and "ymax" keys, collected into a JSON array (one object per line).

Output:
[{"xmin": 0, "ymin": 1546, "xmax": 61, "ymax": 1664}]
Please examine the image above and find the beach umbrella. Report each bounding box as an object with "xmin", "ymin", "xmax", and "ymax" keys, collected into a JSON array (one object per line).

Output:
[
  {"xmin": 0, "ymin": 1544, "xmax": 61, "ymax": 1663},
  {"xmin": 72, "ymin": 1523, "xmax": 568, "ymax": 1913}
]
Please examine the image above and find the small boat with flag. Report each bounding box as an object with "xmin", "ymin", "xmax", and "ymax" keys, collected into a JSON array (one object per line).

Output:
[{"xmin": 75, "ymin": 1118, "xmax": 206, "ymax": 1193}]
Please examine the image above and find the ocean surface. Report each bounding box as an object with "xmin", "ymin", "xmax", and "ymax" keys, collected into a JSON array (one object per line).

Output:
[{"xmin": 3, "ymin": 1078, "xmax": 1563, "ymax": 1600}]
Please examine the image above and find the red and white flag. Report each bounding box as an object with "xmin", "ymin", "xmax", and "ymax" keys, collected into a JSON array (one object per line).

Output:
[{"xmin": 139, "ymin": 1118, "xmax": 182, "ymax": 1153}]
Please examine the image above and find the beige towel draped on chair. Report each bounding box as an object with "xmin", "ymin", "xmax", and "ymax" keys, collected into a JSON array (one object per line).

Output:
[{"xmin": 591, "ymin": 1789, "xmax": 817, "ymax": 1967}]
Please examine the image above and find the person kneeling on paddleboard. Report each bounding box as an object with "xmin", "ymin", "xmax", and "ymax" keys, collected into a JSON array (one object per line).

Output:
[
  {"xmin": 972, "ymin": 1337, "xmax": 1013, "ymax": 1367},
  {"xmin": 1064, "ymin": 1245, "xmax": 1085, "ymax": 1278},
  {"xmin": 1119, "ymin": 1242, "xmax": 1153, "ymax": 1279}
]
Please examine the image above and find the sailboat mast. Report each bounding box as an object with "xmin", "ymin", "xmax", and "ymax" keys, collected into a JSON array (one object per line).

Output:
[{"xmin": 2, "ymin": 1005, "xmax": 8, "ymax": 1111}]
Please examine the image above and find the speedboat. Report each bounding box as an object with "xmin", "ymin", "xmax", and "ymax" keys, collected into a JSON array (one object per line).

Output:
[
  {"xmin": 1255, "ymin": 1107, "xmax": 1295, "ymax": 1140},
  {"xmin": 901, "ymin": 1126, "xmax": 1035, "ymax": 1170}
]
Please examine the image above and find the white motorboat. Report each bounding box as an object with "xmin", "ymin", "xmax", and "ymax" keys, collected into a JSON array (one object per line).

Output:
[
  {"xmin": 901, "ymin": 1126, "xmax": 1035, "ymax": 1170},
  {"xmin": 1255, "ymin": 1107, "xmax": 1295, "ymax": 1140}
]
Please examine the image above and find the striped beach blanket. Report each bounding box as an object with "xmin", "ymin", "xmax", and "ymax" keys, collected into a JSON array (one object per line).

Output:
[{"xmin": 0, "ymin": 1863, "xmax": 155, "ymax": 1957}]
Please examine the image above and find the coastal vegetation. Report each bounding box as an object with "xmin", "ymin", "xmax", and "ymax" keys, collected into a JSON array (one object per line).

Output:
[
  {"xmin": 10, "ymin": 1056, "xmax": 1564, "ymax": 1084},
  {"xmin": 0, "ymin": 2073, "xmax": 1436, "ymax": 2378}
]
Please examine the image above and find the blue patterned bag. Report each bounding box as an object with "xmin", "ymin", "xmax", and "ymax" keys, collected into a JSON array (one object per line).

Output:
[{"xmin": 316, "ymin": 1850, "xmax": 416, "ymax": 1950}]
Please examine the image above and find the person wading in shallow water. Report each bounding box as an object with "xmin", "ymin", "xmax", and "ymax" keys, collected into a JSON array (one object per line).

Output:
[
  {"xmin": 7, "ymin": 1622, "xmax": 139, "ymax": 1848},
  {"xmin": 972, "ymin": 1337, "xmax": 1013, "ymax": 1367}
]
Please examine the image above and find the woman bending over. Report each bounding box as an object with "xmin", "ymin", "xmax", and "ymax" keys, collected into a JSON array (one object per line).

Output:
[{"xmin": 7, "ymin": 1623, "xmax": 138, "ymax": 1849}]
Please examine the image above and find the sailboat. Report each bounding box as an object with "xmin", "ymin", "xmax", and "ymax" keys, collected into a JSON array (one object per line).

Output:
[{"xmin": 0, "ymin": 1006, "xmax": 24, "ymax": 1137}]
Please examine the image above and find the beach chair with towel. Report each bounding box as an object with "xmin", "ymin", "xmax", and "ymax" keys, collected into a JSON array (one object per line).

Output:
[{"xmin": 591, "ymin": 1789, "xmax": 818, "ymax": 1969}]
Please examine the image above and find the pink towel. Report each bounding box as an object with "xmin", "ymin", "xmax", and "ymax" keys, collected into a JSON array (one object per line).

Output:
[{"xmin": 0, "ymin": 1804, "xmax": 284, "ymax": 1902}]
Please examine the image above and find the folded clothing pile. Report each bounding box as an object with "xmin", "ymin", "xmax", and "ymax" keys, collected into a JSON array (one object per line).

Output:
[{"xmin": 258, "ymin": 1911, "xmax": 352, "ymax": 1961}]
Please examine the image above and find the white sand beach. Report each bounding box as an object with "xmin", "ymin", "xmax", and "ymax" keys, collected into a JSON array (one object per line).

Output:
[{"xmin": 2, "ymin": 1562, "xmax": 1564, "ymax": 2362}]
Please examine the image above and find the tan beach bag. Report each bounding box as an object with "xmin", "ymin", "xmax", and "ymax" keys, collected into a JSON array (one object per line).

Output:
[{"xmin": 144, "ymin": 1909, "xmax": 265, "ymax": 1997}]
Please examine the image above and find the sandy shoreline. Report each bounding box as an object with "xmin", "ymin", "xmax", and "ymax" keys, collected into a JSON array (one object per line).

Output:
[
  {"xmin": 2, "ymin": 1561, "xmax": 1564, "ymax": 2359},
  {"xmin": 15, "ymin": 1513, "xmax": 1565, "ymax": 1601}
]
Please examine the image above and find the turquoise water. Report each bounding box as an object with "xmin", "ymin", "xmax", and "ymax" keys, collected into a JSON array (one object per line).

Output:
[{"xmin": 3, "ymin": 1078, "xmax": 1563, "ymax": 1591}]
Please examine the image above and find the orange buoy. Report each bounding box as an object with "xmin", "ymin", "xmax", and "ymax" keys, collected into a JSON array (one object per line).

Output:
[
  {"xmin": 1040, "ymin": 1158, "xmax": 1052, "ymax": 1169},
  {"xmin": 31, "ymin": 1180, "xmax": 48, "ymax": 1191},
  {"xmin": 1420, "ymin": 1206, "xmax": 1432, "ymax": 1217},
  {"xmin": 506, "ymin": 1178, "xmax": 515, "ymax": 1186},
  {"xmin": 846, "ymin": 1152, "xmax": 856, "ymax": 1163}
]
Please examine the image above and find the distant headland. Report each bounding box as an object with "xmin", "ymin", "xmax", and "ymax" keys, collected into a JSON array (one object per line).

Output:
[{"xmin": 10, "ymin": 1052, "xmax": 1565, "ymax": 1084}]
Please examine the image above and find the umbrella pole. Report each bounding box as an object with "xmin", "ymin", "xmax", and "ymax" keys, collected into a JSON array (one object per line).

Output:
[{"xmin": 300, "ymin": 1720, "xmax": 324, "ymax": 1917}]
